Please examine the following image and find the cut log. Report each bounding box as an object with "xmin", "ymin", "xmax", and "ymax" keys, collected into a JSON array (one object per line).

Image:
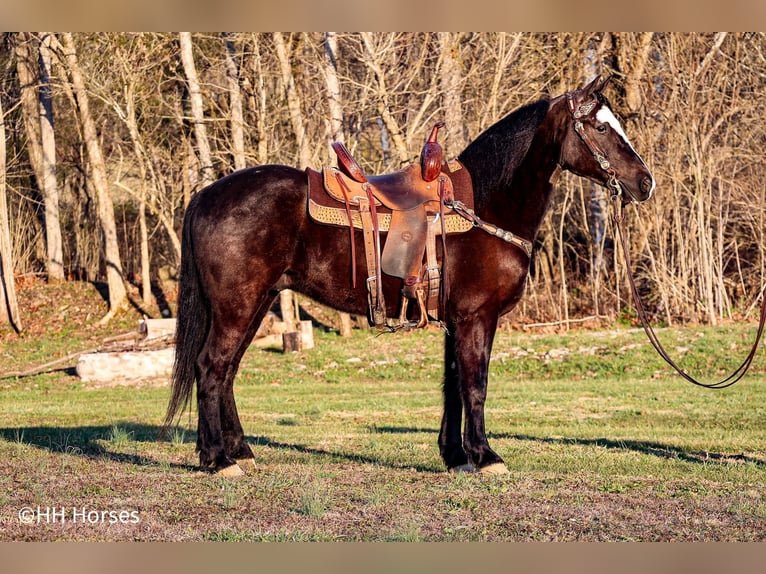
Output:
[
  {"xmin": 76, "ymin": 348, "xmax": 174, "ymax": 383},
  {"xmin": 138, "ymin": 318, "xmax": 177, "ymax": 340},
  {"xmin": 299, "ymin": 319, "xmax": 314, "ymax": 350},
  {"xmin": 339, "ymin": 312, "xmax": 353, "ymax": 337}
]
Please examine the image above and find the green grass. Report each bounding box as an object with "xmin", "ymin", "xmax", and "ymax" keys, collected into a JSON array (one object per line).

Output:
[{"xmin": 1, "ymin": 324, "xmax": 765, "ymax": 541}]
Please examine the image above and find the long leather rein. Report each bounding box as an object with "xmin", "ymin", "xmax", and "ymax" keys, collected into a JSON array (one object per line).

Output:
[
  {"xmin": 569, "ymin": 93, "xmax": 766, "ymax": 389},
  {"xmin": 612, "ymin": 202, "xmax": 766, "ymax": 389}
]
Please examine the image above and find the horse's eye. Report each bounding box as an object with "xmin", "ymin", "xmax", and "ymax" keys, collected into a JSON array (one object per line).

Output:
[{"xmin": 596, "ymin": 124, "xmax": 608, "ymax": 134}]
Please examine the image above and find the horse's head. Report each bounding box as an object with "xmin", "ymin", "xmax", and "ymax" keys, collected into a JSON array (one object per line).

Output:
[{"xmin": 559, "ymin": 75, "xmax": 655, "ymax": 204}]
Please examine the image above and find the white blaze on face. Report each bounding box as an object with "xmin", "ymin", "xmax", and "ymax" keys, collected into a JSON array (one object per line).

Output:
[{"xmin": 595, "ymin": 105, "xmax": 656, "ymax": 196}]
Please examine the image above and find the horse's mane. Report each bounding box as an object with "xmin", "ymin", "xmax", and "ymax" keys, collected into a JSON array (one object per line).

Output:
[{"xmin": 458, "ymin": 98, "xmax": 550, "ymax": 207}]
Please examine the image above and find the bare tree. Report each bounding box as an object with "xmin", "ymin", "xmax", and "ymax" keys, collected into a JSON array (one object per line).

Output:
[
  {"xmin": 273, "ymin": 32, "xmax": 312, "ymax": 168},
  {"xmin": 358, "ymin": 32, "xmax": 410, "ymax": 165},
  {"xmin": 59, "ymin": 32, "xmax": 127, "ymax": 320},
  {"xmin": 437, "ymin": 32, "xmax": 467, "ymax": 156},
  {"xmin": 38, "ymin": 32, "xmax": 64, "ymax": 282},
  {"xmin": 223, "ymin": 33, "xmax": 246, "ymax": 171},
  {"xmin": 246, "ymin": 34, "xmax": 269, "ymax": 165},
  {"xmin": 14, "ymin": 32, "xmax": 64, "ymax": 282},
  {"xmin": 478, "ymin": 33, "xmax": 523, "ymax": 130},
  {"xmin": 179, "ymin": 32, "xmax": 215, "ymax": 188},
  {"xmin": 0, "ymin": 92, "xmax": 22, "ymax": 332},
  {"xmin": 322, "ymin": 32, "xmax": 354, "ymax": 336},
  {"xmin": 322, "ymin": 32, "xmax": 344, "ymax": 145}
]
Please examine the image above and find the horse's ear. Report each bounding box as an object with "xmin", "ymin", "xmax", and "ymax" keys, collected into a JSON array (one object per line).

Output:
[{"xmin": 581, "ymin": 74, "xmax": 612, "ymax": 97}]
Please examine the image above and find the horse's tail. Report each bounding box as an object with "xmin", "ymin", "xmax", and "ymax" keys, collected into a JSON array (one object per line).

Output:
[{"xmin": 163, "ymin": 196, "xmax": 207, "ymax": 431}]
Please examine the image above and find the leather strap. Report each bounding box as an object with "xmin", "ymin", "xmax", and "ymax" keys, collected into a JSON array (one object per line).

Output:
[
  {"xmin": 358, "ymin": 196, "xmax": 386, "ymax": 325},
  {"xmin": 425, "ymin": 216, "xmax": 440, "ymax": 318},
  {"xmin": 614, "ymin": 203, "xmax": 766, "ymax": 389},
  {"xmin": 438, "ymin": 176, "xmax": 449, "ymax": 312},
  {"xmin": 334, "ymin": 171, "xmax": 358, "ymax": 288},
  {"xmin": 364, "ymin": 182, "xmax": 385, "ymax": 322},
  {"xmin": 331, "ymin": 141, "xmax": 368, "ymax": 183},
  {"xmin": 447, "ymin": 200, "xmax": 533, "ymax": 258}
]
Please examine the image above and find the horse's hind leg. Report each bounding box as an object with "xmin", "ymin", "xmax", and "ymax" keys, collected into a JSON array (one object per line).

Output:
[
  {"xmin": 196, "ymin": 293, "xmax": 275, "ymax": 475},
  {"xmin": 218, "ymin": 304, "xmax": 275, "ymax": 471},
  {"xmin": 195, "ymin": 324, "xmax": 243, "ymax": 474}
]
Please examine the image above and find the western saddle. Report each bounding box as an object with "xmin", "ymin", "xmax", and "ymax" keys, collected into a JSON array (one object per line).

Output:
[{"xmin": 306, "ymin": 121, "xmax": 476, "ymax": 329}]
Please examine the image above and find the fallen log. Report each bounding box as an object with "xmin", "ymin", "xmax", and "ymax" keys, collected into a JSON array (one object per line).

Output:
[
  {"xmin": 76, "ymin": 348, "xmax": 175, "ymax": 383},
  {"xmin": 138, "ymin": 318, "xmax": 177, "ymax": 340}
]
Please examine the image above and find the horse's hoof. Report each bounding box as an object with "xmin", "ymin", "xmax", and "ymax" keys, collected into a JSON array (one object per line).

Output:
[
  {"xmin": 235, "ymin": 458, "xmax": 256, "ymax": 472},
  {"xmin": 217, "ymin": 463, "xmax": 245, "ymax": 477},
  {"xmin": 448, "ymin": 463, "xmax": 477, "ymax": 474},
  {"xmin": 479, "ymin": 462, "xmax": 509, "ymax": 475}
]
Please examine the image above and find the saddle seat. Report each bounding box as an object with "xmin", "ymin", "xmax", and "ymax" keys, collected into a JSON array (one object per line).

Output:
[
  {"xmin": 322, "ymin": 163, "xmax": 455, "ymax": 211},
  {"xmin": 330, "ymin": 125, "xmax": 453, "ymax": 210}
]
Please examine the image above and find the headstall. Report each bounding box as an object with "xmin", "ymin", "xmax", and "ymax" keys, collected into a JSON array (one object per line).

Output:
[{"xmin": 565, "ymin": 92, "xmax": 624, "ymax": 214}]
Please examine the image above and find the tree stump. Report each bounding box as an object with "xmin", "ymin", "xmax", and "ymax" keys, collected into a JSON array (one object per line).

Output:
[{"xmin": 282, "ymin": 331, "xmax": 301, "ymax": 353}]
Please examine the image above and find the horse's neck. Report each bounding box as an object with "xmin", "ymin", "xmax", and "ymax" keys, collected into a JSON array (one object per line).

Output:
[{"xmin": 488, "ymin": 104, "xmax": 566, "ymax": 242}]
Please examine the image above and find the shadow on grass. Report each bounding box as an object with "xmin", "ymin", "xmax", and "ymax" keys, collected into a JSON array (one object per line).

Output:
[
  {"xmin": 0, "ymin": 423, "xmax": 198, "ymax": 472},
  {"xmin": 370, "ymin": 426, "xmax": 766, "ymax": 468},
  {"xmin": 244, "ymin": 434, "xmax": 439, "ymax": 473},
  {"xmin": 500, "ymin": 434, "xmax": 766, "ymax": 467},
  {"xmin": 7, "ymin": 422, "xmax": 756, "ymax": 474},
  {"xmin": 0, "ymin": 423, "xmax": 441, "ymax": 473}
]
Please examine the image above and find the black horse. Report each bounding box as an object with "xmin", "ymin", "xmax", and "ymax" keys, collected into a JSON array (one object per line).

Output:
[{"xmin": 164, "ymin": 75, "xmax": 655, "ymax": 476}]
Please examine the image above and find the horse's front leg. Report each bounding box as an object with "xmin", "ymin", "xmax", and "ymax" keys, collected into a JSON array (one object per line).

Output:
[
  {"xmin": 439, "ymin": 331, "xmax": 470, "ymax": 470},
  {"xmin": 451, "ymin": 312, "xmax": 508, "ymax": 474}
]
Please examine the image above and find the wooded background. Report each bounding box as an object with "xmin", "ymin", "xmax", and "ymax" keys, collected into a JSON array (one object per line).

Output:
[{"xmin": 1, "ymin": 32, "xmax": 765, "ymax": 332}]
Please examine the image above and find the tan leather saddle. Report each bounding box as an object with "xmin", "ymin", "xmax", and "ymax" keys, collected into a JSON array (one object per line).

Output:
[{"xmin": 306, "ymin": 122, "xmax": 475, "ymax": 328}]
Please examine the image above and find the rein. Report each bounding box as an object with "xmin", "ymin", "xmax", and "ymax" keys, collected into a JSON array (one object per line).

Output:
[
  {"xmin": 612, "ymin": 199, "xmax": 766, "ymax": 389},
  {"xmin": 567, "ymin": 91, "xmax": 766, "ymax": 388}
]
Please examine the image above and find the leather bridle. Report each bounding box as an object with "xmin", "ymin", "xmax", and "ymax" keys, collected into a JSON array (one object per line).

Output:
[
  {"xmin": 566, "ymin": 92, "xmax": 624, "ymax": 210},
  {"xmin": 567, "ymin": 90, "xmax": 766, "ymax": 389}
]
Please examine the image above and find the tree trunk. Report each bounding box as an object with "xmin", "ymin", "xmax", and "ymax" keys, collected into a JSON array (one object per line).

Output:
[
  {"xmin": 15, "ymin": 32, "xmax": 64, "ymax": 283},
  {"xmin": 122, "ymin": 82, "xmax": 153, "ymax": 306},
  {"xmin": 437, "ymin": 32, "xmax": 467, "ymax": 157},
  {"xmin": 323, "ymin": 32, "xmax": 344, "ymax": 145},
  {"xmin": 247, "ymin": 34, "xmax": 269, "ymax": 165},
  {"xmin": 179, "ymin": 32, "xmax": 215, "ymax": 187},
  {"xmin": 0, "ymin": 91, "xmax": 23, "ymax": 332},
  {"xmin": 59, "ymin": 33, "xmax": 127, "ymax": 320},
  {"xmin": 13, "ymin": 33, "xmax": 44, "ymax": 187},
  {"xmin": 359, "ymin": 32, "xmax": 410, "ymax": 165},
  {"xmin": 279, "ymin": 289, "xmax": 300, "ymax": 336},
  {"xmin": 223, "ymin": 33, "xmax": 247, "ymax": 171},
  {"xmin": 322, "ymin": 32, "xmax": 354, "ymax": 336},
  {"xmin": 38, "ymin": 32, "xmax": 65, "ymax": 282},
  {"xmin": 273, "ymin": 32, "xmax": 312, "ymax": 168}
]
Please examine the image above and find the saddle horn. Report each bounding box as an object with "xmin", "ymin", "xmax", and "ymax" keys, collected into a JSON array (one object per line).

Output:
[{"xmin": 420, "ymin": 121, "xmax": 445, "ymax": 182}]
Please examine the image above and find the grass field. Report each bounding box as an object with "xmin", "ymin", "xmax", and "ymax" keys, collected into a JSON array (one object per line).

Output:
[{"xmin": 1, "ymin": 282, "xmax": 765, "ymax": 541}]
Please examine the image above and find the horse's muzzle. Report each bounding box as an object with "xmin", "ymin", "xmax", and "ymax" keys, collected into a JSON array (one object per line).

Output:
[
  {"xmin": 623, "ymin": 175, "xmax": 655, "ymax": 204},
  {"xmin": 640, "ymin": 177, "xmax": 654, "ymax": 197}
]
